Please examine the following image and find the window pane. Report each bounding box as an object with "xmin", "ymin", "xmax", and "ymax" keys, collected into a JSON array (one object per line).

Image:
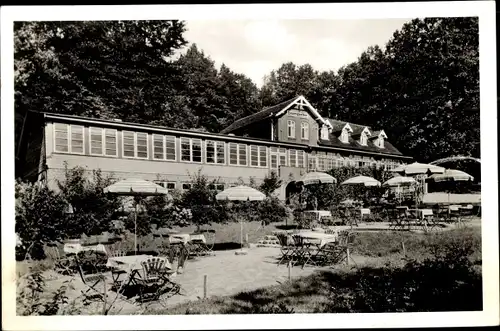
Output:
[
  {"xmin": 216, "ymin": 142, "xmax": 225, "ymax": 164},
  {"xmin": 153, "ymin": 134, "xmax": 164, "ymax": 159},
  {"xmin": 166, "ymin": 183, "xmax": 176, "ymax": 190},
  {"xmin": 229, "ymin": 143, "xmax": 238, "ymax": 165},
  {"xmin": 298, "ymin": 151, "xmax": 304, "ymax": 168},
  {"xmin": 137, "ymin": 133, "xmax": 148, "ymax": 158},
  {"xmin": 70, "ymin": 125, "xmax": 84, "ymax": 153},
  {"xmin": 250, "ymin": 145, "xmax": 258, "ymax": 166},
  {"xmin": 279, "ymin": 154, "xmax": 286, "ymax": 167},
  {"xmin": 90, "ymin": 127, "xmax": 103, "ymax": 155},
  {"xmin": 206, "ymin": 141, "xmax": 215, "ymax": 163},
  {"xmin": 123, "ymin": 131, "xmax": 135, "ymax": 157},
  {"xmin": 104, "ymin": 129, "xmax": 117, "ymax": 156},
  {"xmin": 238, "ymin": 144, "xmax": 247, "ymax": 166},
  {"xmin": 192, "ymin": 139, "xmax": 202, "ymax": 163},
  {"xmin": 182, "ymin": 183, "xmax": 191, "ymax": 190},
  {"xmin": 181, "ymin": 138, "xmax": 191, "ymax": 161},
  {"xmin": 165, "ymin": 136, "xmax": 176, "ymax": 160},
  {"xmin": 289, "ymin": 150, "xmax": 296, "ymax": 167},
  {"xmin": 259, "ymin": 146, "xmax": 267, "ymax": 167},
  {"xmin": 270, "ymin": 154, "xmax": 277, "ymax": 169},
  {"xmin": 55, "ymin": 138, "xmax": 69, "ymax": 152}
]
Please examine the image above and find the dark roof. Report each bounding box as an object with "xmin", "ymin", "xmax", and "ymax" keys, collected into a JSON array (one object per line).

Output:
[
  {"xmin": 220, "ymin": 96, "xmax": 299, "ymax": 134},
  {"xmin": 325, "ymin": 118, "xmax": 372, "ymax": 135},
  {"xmin": 319, "ymin": 130, "xmax": 403, "ymax": 156}
]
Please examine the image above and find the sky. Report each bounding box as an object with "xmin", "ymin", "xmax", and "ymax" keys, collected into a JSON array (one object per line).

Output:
[{"xmin": 182, "ymin": 19, "xmax": 411, "ymax": 87}]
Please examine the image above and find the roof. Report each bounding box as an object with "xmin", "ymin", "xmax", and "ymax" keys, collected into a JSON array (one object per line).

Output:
[
  {"xmin": 326, "ymin": 118, "xmax": 372, "ymax": 135},
  {"xmin": 319, "ymin": 131, "xmax": 403, "ymax": 156},
  {"xmin": 220, "ymin": 96, "xmax": 298, "ymax": 134}
]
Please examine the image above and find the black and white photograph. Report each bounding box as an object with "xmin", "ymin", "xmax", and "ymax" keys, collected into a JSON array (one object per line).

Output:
[{"xmin": 1, "ymin": 2, "xmax": 498, "ymax": 330}]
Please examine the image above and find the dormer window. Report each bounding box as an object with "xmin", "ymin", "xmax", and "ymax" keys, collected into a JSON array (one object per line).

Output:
[
  {"xmin": 373, "ymin": 130, "xmax": 387, "ymax": 149},
  {"xmin": 320, "ymin": 125, "xmax": 329, "ymax": 140},
  {"xmin": 340, "ymin": 130, "xmax": 349, "ymax": 143},
  {"xmin": 378, "ymin": 136, "xmax": 385, "ymax": 148},
  {"xmin": 359, "ymin": 127, "xmax": 370, "ymax": 146}
]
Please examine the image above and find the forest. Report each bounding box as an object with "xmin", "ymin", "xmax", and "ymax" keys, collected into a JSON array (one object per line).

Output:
[{"xmin": 14, "ymin": 18, "xmax": 479, "ymax": 169}]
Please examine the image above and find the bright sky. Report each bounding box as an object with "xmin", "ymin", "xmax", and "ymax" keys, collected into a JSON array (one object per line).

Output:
[{"xmin": 182, "ymin": 19, "xmax": 411, "ymax": 87}]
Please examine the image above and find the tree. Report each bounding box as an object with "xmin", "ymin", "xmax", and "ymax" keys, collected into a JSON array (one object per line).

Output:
[
  {"xmin": 259, "ymin": 171, "xmax": 283, "ymax": 197},
  {"xmin": 15, "ymin": 20, "xmax": 188, "ymax": 151},
  {"xmin": 56, "ymin": 164, "xmax": 122, "ymax": 237},
  {"xmin": 15, "ymin": 180, "xmax": 67, "ymax": 259}
]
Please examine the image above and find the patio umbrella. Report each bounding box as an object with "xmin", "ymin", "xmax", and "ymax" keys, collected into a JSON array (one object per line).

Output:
[
  {"xmin": 216, "ymin": 186, "xmax": 266, "ymax": 253},
  {"xmin": 383, "ymin": 176, "xmax": 417, "ymax": 204},
  {"xmin": 426, "ymin": 169, "xmax": 474, "ymax": 205},
  {"xmin": 392, "ymin": 162, "xmax": 445, "ymax": 176},
  {"xmin": 104, "ymin": 178, "xmax": 169, "ymax": 254},
  {"xmin": 341, "ymin": 175, "xmax": 381, "ymax": 187},
  {"xmin": 297, "ymin": 171, "xmax": 337, "ymax": 185}
]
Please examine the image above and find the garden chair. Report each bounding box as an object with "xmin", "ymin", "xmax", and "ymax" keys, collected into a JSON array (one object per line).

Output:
[
  {"xmin": 136, "ymin": 257, "xmax": 181, "ymax": 306},
  {"xmin": 291, "ymin": 235, "xmax": 317, "ymax": 269},
  {"xmin": 275, "ymin": 232, "xmax": 293, "ymax": 266},
  {"xmin": 44, "ymin": 244, "xmax": 73, "ymax": 275},
  {"xmin": 74, "ymin": 255, "xmax": 107, "ymax": 302},
  {"xmin": 448, "ymin": 205, "xmax": 464, "ymax": 227},
  {"xmin": 189, "ymin": 229, "xmax": 216, "ymax": 257}
]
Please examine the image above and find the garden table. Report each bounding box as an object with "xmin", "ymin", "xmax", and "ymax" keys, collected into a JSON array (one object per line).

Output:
[
  {"xmin": 63, "ymin": 243, "xmax": 107, "ymax": 255},
  {"xmin": 293, "ymin": 232, "xmax": 338, "ymax": 268},
  {"xmin": 169, "ymin": 233, "xmax": 207, "ymax": 244},
  {"xmin": 408, "ymin": 208, "xmax": 434, "ymax": 231}
]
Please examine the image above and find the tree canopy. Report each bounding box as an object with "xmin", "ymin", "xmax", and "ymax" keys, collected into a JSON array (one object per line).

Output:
[{"xmin": 14, "ymin": 17, "xmax": 479, "ymax": 165}]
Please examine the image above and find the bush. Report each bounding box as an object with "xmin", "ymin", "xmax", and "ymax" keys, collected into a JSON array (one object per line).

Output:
[
  {"xmin": 57, "ymin": 164, "xmax": 122, "ymax": 236},
  {"xmin": 15, "ymin": 180, "xmax": 68, "ymax": 260}
]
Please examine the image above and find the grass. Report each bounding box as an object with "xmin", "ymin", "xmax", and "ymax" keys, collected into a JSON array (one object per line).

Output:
[{"xmin": 149, "ymin": 226, "xmax": 482, "ymax": 314}]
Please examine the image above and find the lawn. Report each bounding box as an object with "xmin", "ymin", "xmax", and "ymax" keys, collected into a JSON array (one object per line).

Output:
[{"xmin": 150, "ymin": 226, "xmax": 482, "ymax": 314}]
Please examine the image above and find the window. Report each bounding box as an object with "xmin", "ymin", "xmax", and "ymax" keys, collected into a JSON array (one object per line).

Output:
[
  {"xmin": 378, "ymin": 137, "xmax": 385, "ymax": 148},
  {"xmin": 122, "ymin": 131, "xmax": 148, "ymax": 159},
  {"xmin": 180, "ymin": 137, "xmax": 202, "ymax": 163},
  {"xmin": 340, "ymin": 129, "xmax": 349, "ymax": 143},
  {"xmin": 321, "ymin": 126, "xmax": 329, "ymax": 140},
  {"xmin": 228, "ymin": 143, "xmax": 247, "ymax": 166},
  {"xmin": 104, "ymin": 129, "xmax": 117, "ymax": 156},
  {"xmin": 166, "ymin": 136, "xmax": 176, "ymax": 160},
  {"xmin": 53, "ymin": 124, "xmax": 84, "ymax": 154},
  {"xmin": 287, "ymin": 120, "xmax": 296, "ymax": 138},
  {"xmin": 182, "ymin": 183, "xmax": 192, "ymax": 191},
  {"xmin": 259, "ymin": 146, "xmax": 267, "ymax": 167},
  {"xmin": 360, "ymin": 133, "xmax": 368, "ymax": 146},
  {"xmin": 238, "ymin": 144, "xmax": 247, "ymax": 166},
  {"xmin": 279, "ymin": 148, "xmax": 287, "ymax": 167},
  {"xmin": 249, "ymin": 145, "xmax": 267, "ymax": 167},
  {"xmin": 90, "ymin": 127, "xmax": 103, "ymax": 155},
  {"xmin": 209, "ymin": 183, "xmax": 225, "ymax": 191},
  {"xmin": 155, "ymin": 181, "xmax": 176, "ymax": 192},
  {"xmin": 270, "ymin": 147, "xmax": 278, "ymax": 169},
  {"xmin": 297, "ymin": 150, "xmax": 305, "ymax": 168},
  {"xmin": 54, "ymin": 123, "xmax": 69, "ymax": 152},
  {"xmin": 300, "ymin": 122, "xmax": 309, "ymax": 140},
  {"xmin": 123, "ymin": 131, "xmax": 135, "ymax": 158},
  {"xmin": 308, "ymin": 154, "xmax": 317, "ymax": 171},
  {"xmin": 289, "ymin": 150, "xmax": 297, "ymax": 167},
  {"xmin": 206, "ymin": 141, "xmax": 225, "ymax": 164},
  {"xmin": 153, "ymin": 134, "xmax": 164, "ymax": 160}
]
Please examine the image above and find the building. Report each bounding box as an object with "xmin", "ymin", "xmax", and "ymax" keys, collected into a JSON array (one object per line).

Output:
[{"xmin": 16, "ymin": 95, "xmax": 412, "ymax": 200}]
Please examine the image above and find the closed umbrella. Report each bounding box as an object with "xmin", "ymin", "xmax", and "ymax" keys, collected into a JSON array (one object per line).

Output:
[
  {"xmin": 104, "ymin": 178, "xmax": 169, "ymax": 254},
  {"xmin": 426, "ymin": 169, "xmax": 474, "ymax": 205},
  {"xmin": 216, "ymin": 186, "xmax": 266, "ymax": 254}
]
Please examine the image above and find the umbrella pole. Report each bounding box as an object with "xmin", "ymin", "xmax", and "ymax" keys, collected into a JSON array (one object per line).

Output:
[
  {"xmin": 240, "ymin": 220, "xmax": 243, "ymax": 250},
  {"xmin": 134, "ymin": 202, "xmax": 138, "ymax": 255}
]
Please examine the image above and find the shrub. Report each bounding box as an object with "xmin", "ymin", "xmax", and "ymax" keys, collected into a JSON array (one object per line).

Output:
[
  {"xmin": 259, "ymin": 171, "xmax": 283, "ymax": 197},
  {"xmin": 57, "ymin": 164, "xmax": 122, "ymax": 237},
  {"xmin": 15, "ymin": 180, "xmax": 68, "ymax": 260}
]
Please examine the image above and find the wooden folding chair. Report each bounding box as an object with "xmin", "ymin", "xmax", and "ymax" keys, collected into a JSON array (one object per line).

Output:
[
  {"xmin": 44, "ymin": 244, "xmax": 73, "ymax": 275},
  {"xmin": 136, "ymin": 257, "xmax": 181, "ymax": 305},
  {"xmin": 74, "ymin": 255, "xmax": 107, "ymax": 302},
  {"xmin": 276, "ymin": 232, "xmax": 293, "ymax": 266}
]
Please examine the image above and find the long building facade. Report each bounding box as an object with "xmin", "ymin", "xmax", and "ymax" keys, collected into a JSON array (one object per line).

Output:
[{"xmin": 16, "ymin": 95, "xmax": 412, "ymax": 200}]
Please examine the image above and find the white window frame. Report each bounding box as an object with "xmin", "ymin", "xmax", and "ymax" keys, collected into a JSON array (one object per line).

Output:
[
  {"xmin": 228, "ymin": 143, "xmax": 248, "ymax": 166},
  {"xmin": 122, "ymin": 131, "xmax": 149, "ymax": 159},
  {"xmin": 258, "ymin": 146, "xmax": 268, "ymax": 168},
  {"xmin": 249, "ymin": 145, "xmax": 268, "ymax": 168},
  {"xmin": 165, "ymin": 135, "xmax": 177, "ymax": 161},
  {"xmin": 321, "ymin": 126, "xmax": 329, "ymax": 140},
  {"xmin": 340, "ymin": 129, "xmax": 349, "ymax": 143},
  {"xmin": 182, "ymin": 183, "xmax": 192, "ymax": 191},
  {"xmin": 288, "ymin": 149, "xmax": 297, "ymax": 167},
  {"xmin": 209, "ymin": 183, "xmax": 225, "ymax": 191},
  {"xmin": 153, "ymin": 134, "xmax": 166, "ymax": 160},
  {"xmin": 104, "ymin": 129, "xmax": 118, "ymax": 157},
  {"xmin": 180, "ymin": 137, "xmax": 202, "ymax": 163},
  {"xmin": 287, "ymin": 120, "xmax": 296, "ymax": 138},
  {"xmin": 360, "ymin": 133, "xmax": 368, "ymax": 146},
  {"xmin": 300, "ymin": 122, "xmax": 309, "ymax": 140},
  {"xmin": 378, "ymin": 137, "xmax": 385, "ymax": 148},
  {"xmin": 53, "ymin": 123, "xmax": 70, "ymax": 153},
  {"xmin": 89, "ymin": 127, "xmax": 104, "ymax": 156},
  {"xmin": 53, "ymin": 124, "xmax": 85, "ymax": 155},
  {"xmin": 205, "ymin": 140, "xmax": 225, "ymax": 165}
]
